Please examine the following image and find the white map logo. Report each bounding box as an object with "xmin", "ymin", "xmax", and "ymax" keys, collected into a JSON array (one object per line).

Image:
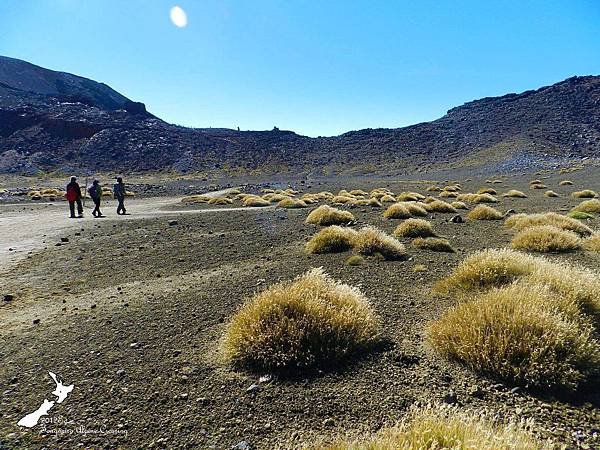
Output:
[{"xmin": 18, "ymin": 371, "xmax": 74, "ymax": 428}]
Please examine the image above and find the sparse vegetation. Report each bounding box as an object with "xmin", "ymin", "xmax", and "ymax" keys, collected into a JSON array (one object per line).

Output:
[
  {"xmin": 505, "ymin": 212, "xmax": 592, "ymax": 236},
  {"xmin": 412, "ymin": 237, "xmax": 454, "ymax": 252},
  {"xmin": 559, "ymin": 180, "xmax": 573, "ymax": 186},
  {"xmin": 439, "ymin": 190, "xmax": 458, "ymax": 198},
  {"xmin": 530, "ymin": 183, "xmax": 547, "ymax": 189},
  {"xmin": 424, "ymin": 199, "xmax": 457, "ymax": 213},
  {"xmin": 456, "ymin": 193, "xmax": 498, "ymax": 203},
  {"xmin": 568, "ymin": 211, "xmax": 594, "ymax": 220},
  {"xmin": 511, "ymin": 225, "xmax": 582, "ymax": 253},
  {"xmin": 383, "ymin": 203, "xmax": 411, "ymax": 219},
  {"xmin": 354, "ymin": 226, "xmax": 407, "ymax": 260},
  {"xmin": 316, "ymin": 404, "xmax": 551, "ymax": 450},
  {"xmin": 451, "ymin": 201, "xmax": 468, "ymax": 210},
  {"xmin": 584, "ymin": 234, "xmax": 600, "ymax": 253},
  {"xmin": 305, "ymin": 205, "xmax": 355, "ymax": 226},
  {"xmin": 399, "ymin": 202, "xmax": 428, "ymax": 217},
  {"xmin": 393, "ymin": 218, "xmax": 436, "ymax": 238},
  {"xmin": 277, "ymin": 198, "xmax": 307, "ymax": 208},
  {"xmin": 467, "ymin": 205, "xmax": 503, "ymax": 220},
  {"xmin": 477, "ymin": 187, "xmax": 497, "ymax": 195},
  {"xmin": 503, "ymin": 189, "xmax": 528, "ymax": 198},
  {"xmin": 544, "ymin": 190, "xmax": 559, "ymax": 197},
  {"xmin": 572, "ymin": 199, "xmax": 600, "ymax": 213},
  {"xmin": 208, "ymin": 196, "xmax": 234, "ymax": 205},
  {"xmin": 572, "ymin": 190, "xmax": 598, "ymax": 199},
  {"xmin": 412, "ymin": 264, "xmax": 428, "ymax": 273},
  {"xmin": 428, "ymin": 283, "xmax": 600, "ymax": 390},
  {"xmin": 221, "ymin": 268, "xmax": 379, "ymax": 372},
  {"xmin": 346, "ymin": 255, "xmax": 365, "ymax": 266},
  {"xmin": 305, "ymin": 226, "xmax": 358, "ymax": 254}
]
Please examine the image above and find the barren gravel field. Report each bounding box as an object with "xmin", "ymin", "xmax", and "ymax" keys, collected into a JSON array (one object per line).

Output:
[{"xmin": 1, "ymin": 168, "xmax": 599, "ymax": 449}]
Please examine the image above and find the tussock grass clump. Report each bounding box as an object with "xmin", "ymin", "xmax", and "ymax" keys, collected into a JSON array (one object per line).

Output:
[
  {"xmin": 349, "ymin": 189, "xmax": 368, "ymax": 196},
  {"xmin": 306, "ymin": 205, "xmax": 355, "ymax": 226},
  {"xmin": 354, "ymin": 226, "xmax": 407, "ymax": 260},
  {"xmin": 544, "ymin": 190, "xmax": 559, "ymax": 197},
  {"xmin": 438, "ymin": 190, "xmax": 458, "ymax": 198},
  {"xmin": 456, "ymin": 193, "xmax": 498, "ymax": 203},
  {"xmin": 277, "ymin": 198, "xmax": 307, "ymax": 208},
  {"xmin": 316, "ymin": 404, "xmax": 551, "ymax": 450},
  {"xmin": 505, "ymin": 212, "xmax": 592, "ymax": 236},
  {"xmin": 476, "ymin": 187, "xmax": 497, "ymax": 195},
  {"xmin": 208, "ymin": 196, "xmax": 234, "ymax": 205},
  {"xmin": 221, "ymin": 268, "xmax": 379, "ymax": 372},
  {"xmin": 346, "ymin": 255, "xmax": 365, "ymax": 266},
  {"xmin": 182, "ymin": 194, "xmax": 211, "ymax": 203},
  {"xmin": 530, "ymin": 183, "xmax": 547, "ymax": 190},
  {"xmin": 242, "ymin": 196, "xmax": 270, "ymax": 207},
  {"xmin": 379, "ymin": 194, "xmax": 397, "ymax": 203},
  {"xmin": 354, "ymin": 198, "xmax": 382, "ymax": 207},
  {"xmin": 428, "ymin": 283, "xmax": 600, "ymax": 390},
  {"xmin": 433, "ymin": 249, "xmax": 536, "ymax": 295},
  {"xmin": 511, "ymin": 225, "xmax": 582, "ymax": 253},
  {"xmin": 568, "ymin": 211, "xmax": 594, "ymax": 220},
  {"xmin": 573, "ymin": 190, "xmax": 598, "ymax": 199},
  {"xmin": 451, "ymin": 201, "xmax": 468, "ymax": 210},
  {"xmin": 503, "ymin": 189, "xmax": 528, "ymax": 198},
  {"xmin": 332, "ymin": 195, "xmax": 355, "ymax": 204},
  {"xmin": 399, "ymin": 202, "xmax": 428, "ymax": 217},
  {"xmin": 397, "ymin": 191, "xmax": 426, "ymax": 202},
  {"xmin": 529, "ymin": 179, "xmax": 543, "ymax": 185},
  {"xmin": 383, "ymin": 203, "xmax": 411, "ymax": 219},
  {"xmin": 572, "ymin": 198, "xmax": 600, "ymax": 213},
  {"xmin": 443, "ymin": 185, "xmax": 461, "ymax": 192},
  {"xmin": 467, "ymin": 205, "xmax": 503, "ymax": 221},
  {"xmin": 426, "ymin": 185, "xmax": 441, "ymax": 192},
  {"xmin": 263, "ymin": 193, "xmax": 289, "ymax": 203},
  {"xmin": 305, "ymin": 226, "xmax": 358, "ymax": 254},
  {"xmin": 393, "ymin": 218, "xmax": 436, "ymax": 238},
  {"xmin": 559, "ymin": 180, "xmax": 573, "ymax": 186},
  {"xmin": 584, "ymin": 234, "xmax": 600, "ymax": 253},
  {"xmin": 412, "ymin": 237, "xmax": 454, "ymax": 252},
  {"xmin": 424, "ymin": 199, "xmax": 457, "ymax": 213}
]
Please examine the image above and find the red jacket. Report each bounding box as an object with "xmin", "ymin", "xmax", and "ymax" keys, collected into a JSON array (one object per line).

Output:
[{"xmin": 66, "ymin": 182, "xmax": 81, "ymax": 201}]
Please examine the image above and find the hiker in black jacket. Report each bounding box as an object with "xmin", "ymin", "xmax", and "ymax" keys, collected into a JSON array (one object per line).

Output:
[{"xmin": 113, "ymin": 177, "xmax": 127, "ymax": 215}]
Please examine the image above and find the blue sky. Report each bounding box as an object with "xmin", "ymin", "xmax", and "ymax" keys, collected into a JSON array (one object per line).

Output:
[{"xmin": 1, "ymin": 0, "xmax": 599, "ymax": 136}]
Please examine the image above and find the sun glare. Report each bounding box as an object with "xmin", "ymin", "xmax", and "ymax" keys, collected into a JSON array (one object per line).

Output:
[{"xmin": 170, "ymin": 6, "xmax": 188, "ymax": 28}]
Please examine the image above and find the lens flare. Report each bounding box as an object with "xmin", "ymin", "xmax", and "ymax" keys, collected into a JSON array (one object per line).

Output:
[{"xmin": 170, "ymin": 6, "xmax": 188, "ymax": 28}]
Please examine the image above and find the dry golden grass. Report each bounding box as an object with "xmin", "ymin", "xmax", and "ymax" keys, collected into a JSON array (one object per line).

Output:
[
  {"xmin": 438, "ymin": 190, "xmax": 458, "ymax": 198},
  {"xmin": 433, "ymin": 249, "xmax": 537, "ymax": 296},
  {"xmin": 443, "ymin": 185, "xmax": 461, "ymax": 192},
  {"xmin": 399, "ymin": 202, "xmax": 428, "ymax": 217},
  {"xmin": 354, "ymin": 198, "xmax": 382, "ymax": 207},
  {"xmin": 380, "ymin": 194, "xmax": 397, "ymax": 203},
  {"xmin": 354, "ymin": 226, "xmax": 407, "ymax": 260},
  {"xmin": 412, "ymin": 264, "xmax": 428, "ymax": 273},
  {"xmin": 182, "ymin": 194, "xmax": 211, "ymax": 203},
  {"xmin": 584, "ymin": 234, "xmax": 600, "ymax": 253},
  {"xmin": 332, "ymin": 195, "xmax": 355, "ymax": 204},
  {"xmin": 572, "ymin": 199, "xmax": 600, "ymax": 213},
  {"xmin": 346, "ymin": 255, "xmax": 365, "ymax": 266},
  {"xmin": 263, "ymin": 193, "xmax": 290, "ymax": 203},
  {"xmin": 393, "ymin": 218, "xmax": 436, "ymax": 238},
  {"xmin": 412, "ymin": 237, "xmax": 454, "ymax": 252},
  {"xmin": 40, "ymin": 188, "xmax": 62, "ymax": 195},
  {"xmin": 208, "ymin": 196, "xmax": 234, "ymax": 205},
  {"xmin": 221, "ymin": 268, "xmax": 379, "ymax": 372},
  {"xmin": 505, "ymin": 212, "xmax": 592, "ymax": 236},
  {"xmin": 277, "ymin": 198, "xmax": 307, "ymax": 208},
  {"xmin": 456, "ymin": 193, "xmax": 498, "ymax": 203},
  {"xmin": 476, "ymin": 188, "xmax": 497, "ymax": 195},
  {"xmin": 502, "ymin": 189, "xmax": 528, "ymax": 198},
  {"xmin": 424, "ymin": 199, "xmax": 457, "ymax": 213},
  {"xmin": 397, "ymin": 191, "xmax": 426, "ymax": 202},
  {"xmin": 426, "ymin": 185, "xmax": 441, "ymax": 192},
  {"xmin": 306, "ymin": 205, "xmax": 355, "ymax": 226},
  {"xmin": 305, "ymin": 226, "xmax": 358, "ymax": 254},
  {"xmin": 572, "ymin": 189, "xmax": 598, "ymax": 199},
  {"xmin": 568, "ymin": 211, "xmax": 594, "ymax": 220},
  {"xmin": 511, "ymin": 225, "xmax": 582, "ymax": 253},
  {"xmin": 559, "ymin": 180, "xmax": 573, "ymax": 186},
  {"xmin": 300, "ymin": 194, "xmax": 319, "ymax": 204},
  {"xmin": 428, "ymin": 283, "xmax": 600, "ymax": 390},
  {"xmin": 383, "ymin": 203, "xmax": 411, "ymax": 219},
  {"xmin": 451, "ymin": 201, "xmax": 468, "ymax": 210},
  {"xmin": 529, "ymin": 179, "xmax": 543, "ymax": 185},
  {"xmin": 530, "ymin": 183, "xmax": 547, "ymax": 190},
  {"xmin": 349, "ymin": 189, "xmax": 368, "ymax": 196},
  {"xmin": 316, "ymin": 404, "xmax": 551, "ymax": 450},
  {"xmin": 544, "ymin": 190, "xmax": 559, "ymax": 197},
  {"xmin": 242, "ymin": 196, "xmax": 270, "ymax": 207},
  {"xmin": 467, "ymin": 205, "xmax": 503, "ymax": 221}
]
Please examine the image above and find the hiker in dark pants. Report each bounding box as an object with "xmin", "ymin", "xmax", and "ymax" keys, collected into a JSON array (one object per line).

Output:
[
  {"xmin": 113, "ymin": 177, "xmax": 127, "ymax": 215},
  {"xmin": 88, "ymin": 180, "xmax": 104, "ymax": 217},
  {"xmin": 65, "ymin": 177, "xmax": 83, "ymax": 218}
]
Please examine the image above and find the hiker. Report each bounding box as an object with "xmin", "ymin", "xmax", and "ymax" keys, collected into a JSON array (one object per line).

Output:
[
  {"xmin": 113, "ymin": 177, "xmax": 127, "ymax": 215},
  {"xmin": 65, "ymin": 176, "xmax": 83, "ymax": 218},
  {"xmin": 88, "ymin": 180, "xmax": 103, "ymax": 217}
]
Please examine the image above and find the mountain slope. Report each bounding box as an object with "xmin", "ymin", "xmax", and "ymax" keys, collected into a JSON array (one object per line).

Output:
[{"xmin": 0, "ymin": 55, "xmax": 598, "ymax": 175}]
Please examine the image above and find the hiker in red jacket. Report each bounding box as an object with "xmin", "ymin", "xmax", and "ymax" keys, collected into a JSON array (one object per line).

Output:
[{"xmin": 65, "ymin": 176, "xmax": 83, "ymax": 218}]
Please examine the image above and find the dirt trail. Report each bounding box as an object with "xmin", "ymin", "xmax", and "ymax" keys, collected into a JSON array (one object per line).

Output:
[{"xmin": 0, "ymin": 189, "xmax": 271, "ymax": 270}]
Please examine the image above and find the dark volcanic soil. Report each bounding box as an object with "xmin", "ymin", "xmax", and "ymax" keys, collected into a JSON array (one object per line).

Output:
[{"xmin": 1, "ymin": 169, "xmax": 600, "ymax": 449}]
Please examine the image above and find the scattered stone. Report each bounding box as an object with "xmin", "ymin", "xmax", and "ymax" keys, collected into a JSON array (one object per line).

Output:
[
  {"xmin": 3, "ymin": 294, "xmax": 14, "ymax": 302},
  {"xmin": 442, "ymin": 391, "xmax": 458, "ymax": 404},
  {"xmin": 60, "ymin": 237, "xmax": 69, "ymax": 242},
  {"xmin": 245, "ymin": 383, "xmax": 260, "ymax": 394},
  {"xmin": 168, "ymin": 220, "xmax": 178, "ymax": 226},
  {"xmin": 130, "ymin": 342, "xmax": 141, "ymax": 349},
  {"xmin": 259, "ymin": 374, "xmax": 273, "ymax": 384},
  {"xmin": 504, "ymin": 209, "xmax": 516, "ymax": 217},
  {"xmin": 116, "ymin": 369, "xmax": 126, "ymax": 377},
  {"xmin": 450, "ymin": 214, "xmax": 464, "ymax": 223},
  {"xmin": 231, "ymin": 441, "xmax": 252, "ymax": 450},
  {"xmin": 322, "ymin": 418, "xmax": 335, "ymax": 427},
  {"xmin": 32, "ymin": 319, "xmax": 40, "ymax": 325},
  {"xmin": 509, "ymin": 386, "xmax": 521, "ymax": 394}
]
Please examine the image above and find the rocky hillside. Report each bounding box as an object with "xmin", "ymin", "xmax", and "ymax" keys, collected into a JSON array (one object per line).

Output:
[{"xmin": 0, "ymin": 55, "xmax": 598, "ymax": 175}]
